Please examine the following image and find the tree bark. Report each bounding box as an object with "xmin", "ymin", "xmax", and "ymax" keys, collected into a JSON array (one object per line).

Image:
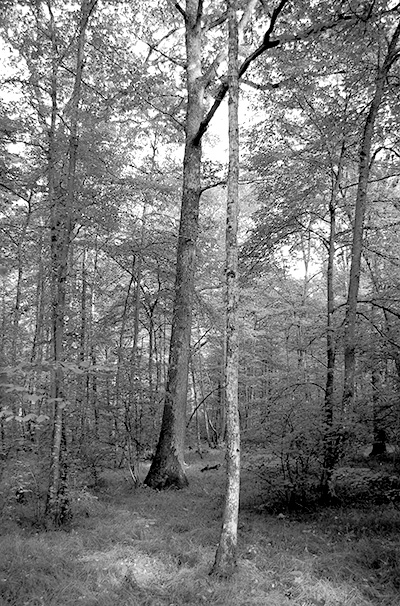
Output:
[
  {"xmin": 127, "ymin": 202, "xmax": 147, "ymax": 482},
  {"xmin": 44, "ymin": 2, "xmax": 68, "ymax": 526},
  {"xmin": 211, "ymin": 0, "xmax": 240, "ymax": 578},
  {"xmin": 45, "ymin": 0, "xmax": 97, "ymax": 528},
  {"xmin": 30, "ymin": 220, "xmax": 45, "ymax": 366},
  {"xmin": 144, "ymin": 0, "xmax": 204, "ymax": 489},
  {"xmin": 342, "ymin": 21, "xmax": 400, "ymax": 412},
  {"xmin": 320, "ymin": 140, "xmax": 346, "ymax": 501},
  {"xmin": 12, "ymin": 195, "xmax": 32, "ymax": 365}
]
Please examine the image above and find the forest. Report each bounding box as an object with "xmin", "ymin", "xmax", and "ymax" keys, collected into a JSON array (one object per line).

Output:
[{"xmin": 1, "ymin": 0, "xmax": 400, "ymax": 605}]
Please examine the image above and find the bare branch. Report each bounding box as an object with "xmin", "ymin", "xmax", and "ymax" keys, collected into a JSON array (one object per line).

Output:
[
  {"xmin": 200, "ymin": 179, "xmax": 227, "ymax": 194},
  {"xmin": 143, "ymin": 27, "xmax": 184, "ymax": 65},
  {"xmin": 0, "ymin": 182, "xmax": 32, "ymax": 203},
  {"xmin": 170, "ymin": 0, "xmax": 186, "ymax": 20},
  {"xmin": 196, "ymin": 0, "xmax": 204, "ymax": 26},
  {"xmin": 263, "ymin": 0, "xmax": 288, "ymax": 44},
  {"xmin": 205, "ymin": 9, "xmax": 227, "ymax": 30},
  {"xmin": 145, "ymin": 43, "xmax": 185, "ymax": 68},
  {"xmin": 241, "ymin": 77, "xmax": 280, "ymax": 90}
]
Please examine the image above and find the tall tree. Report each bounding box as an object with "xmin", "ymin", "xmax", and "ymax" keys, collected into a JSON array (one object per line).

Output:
[
  {"xmin": 145, "ymin": 0, "xmax": 259, "ymax": 489},
  {"xmin": 212, "ymin": 0, "xmax": 240, "ymax": 578},
  {"xmin": 45, "ymin": 0, "xmax": 97, "ymax": 528},
  {"xmin": 144, "ymin": 0, "xmax": 204, "ymax": 489},
  {"xmin": 145, "ymin": 0, "xmax": 352, "ymax": 490},
  {"xmin": 342, "ymin": 16, "xmax": 400, "ymax": 412}
]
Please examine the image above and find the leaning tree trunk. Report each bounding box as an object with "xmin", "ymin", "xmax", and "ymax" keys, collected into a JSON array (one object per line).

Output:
[
  {"xmin": 211, "ymin": 0, "xmax": 240, "ymax": 578},
  {"xmin": 342, "ymin": 21, "xmax": 400, "ymax": 413},
  {"xmin": 144, "ymin": 0, "xmax": 204, "ymax": 489}
]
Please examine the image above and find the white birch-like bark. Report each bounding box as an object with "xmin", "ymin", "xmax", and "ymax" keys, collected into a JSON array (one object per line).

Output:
[{"xmin": 212, "ymin": 0, "xmax": 240, "ymax": 578}]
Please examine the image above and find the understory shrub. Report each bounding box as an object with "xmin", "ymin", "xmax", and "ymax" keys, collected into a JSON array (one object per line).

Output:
[{"xmin": 331, "ymin": 466, "xmax": 400, "ymax": 506}]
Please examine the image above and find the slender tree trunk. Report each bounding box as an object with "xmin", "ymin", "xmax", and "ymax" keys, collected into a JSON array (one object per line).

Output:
[
  {"xmin": 371, "ymin": 365, "xmax": 386, "ymax": 455},
  {"xmin": 203, "ymin": 404, "xmax": 212, "ymax": 447},
  {"xmin": 195, "ymin": 327, "xmax": 209, "ymax": 446},
  {"xmin": 320, "ymin": 139, "xmax": 347, "ymax": 500},
  {"xmin": 45, "ymin": 0, "xmax": 96, "ymax": 528},
  {"xmin": 115, "ymin": 259, "xmax": 135, "ymax": 424},
  {"xmin": 190, "ymin": 359, "xmax": 202, "ymax": 457},
  {"xmin": 116, "ymin": 257, "xmax": 135, "ymax": 459},
  {"xmin": 368, "ymin": 301, "xmax": 387, "ymax": 456},
  {"xmin": 342, "ymin": 22, "xmax": 400, "ymax": 411},
  {"xmin": 31, "ymin": 222, "xmax": 45, "ymax": 366},
  {"xmin": 212, "ymin": 0, "xmax": 240, "ymax": 578},
  {"xmin": 321, "ymin": 192, "xmax": 337, "ymax": 499},
  {"xmin": 45, "ymin": 8, "xmax": 68, "ymax": 526},
  {"xmin": 148, "ymin": 304, "xmax": 156, "ymax": 421},
  {"xmin": 128, "ymin": 201, "xmax": 148, "ymax": 478},
  {"xmin": 12, "ymin": 196, "xmax": 32, "ymax": 365},
  {"xmin": 89, "ymin": 244, "xmax": 99, "ymax": 437},
  {"xmin": 74, "ymin": 247, "xmax": 88, "ymax": 438}
]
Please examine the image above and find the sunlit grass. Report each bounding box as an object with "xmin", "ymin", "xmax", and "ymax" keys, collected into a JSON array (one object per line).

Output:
[{"xmin": 1, "ymin": 447, "xmax": 399, "ymax": 605}]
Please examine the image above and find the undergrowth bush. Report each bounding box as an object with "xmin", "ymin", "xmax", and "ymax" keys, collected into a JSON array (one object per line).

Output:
[
  {"xmin": 331, "ymin": 466, "xmax": 400, "ymax": 506},
  {"xmin": 0, "ymin": 451, "xmax": 47, "ymax": 528},
  {"xmin": 243, "ymin": 440, "xmax": 400, "ymax": 512},
  {"xmin": 69, "ymin": 486, "xmax": 103, "ymax": 519}
]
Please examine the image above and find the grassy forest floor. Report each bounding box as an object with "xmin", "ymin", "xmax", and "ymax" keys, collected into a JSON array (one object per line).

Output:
[{"xmin": 1, "ymin": 445, "xmax": 400, "ymax": 606}]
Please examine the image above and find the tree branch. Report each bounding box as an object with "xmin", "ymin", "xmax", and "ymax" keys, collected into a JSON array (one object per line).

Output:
[
  {"xmin": 358, "ymin": 300, "xmax": 400, "ymax": 320},
  {"xmin": 186, "ymin": 386, "xmax": 221, "ymax": 427},
  {"xmin": 143, "ymin": 27, "xmax": 184, "ymax": 65},
  {"xmin": 202, "ymin": 0, "xmax": 258, "ymax": 89},
  {"xmin": 171, "ymin": 0, "xmax": 186, "ymax": 20},
  {"xmin": 205, "ymin": 9, "xmax": 227, "ymax": 30},
  {"xmin": 194, "ymin": 6, "xmax": 357, "ymax": 145},
  {"xmin": 196, "ymin": 0, "xmax": 204, "ymax": 26},
  {"xmin": 241, "ymin": 77, "xmax": 280, "ymax": 90}
]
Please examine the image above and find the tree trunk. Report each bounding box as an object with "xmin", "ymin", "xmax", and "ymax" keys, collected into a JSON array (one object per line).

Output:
[
  {"xmin": 342, "ymin": 22, "xmax": 400, "ymax": 412},
  {"xmin": 30, "ymin": 221, "xmax": 45, "ymax": 366},
  {"xmin": 12, "ymin": 195, "xmax": 32, "ymax": 365},
  {"xmin": 320, "ymin": 139, "xmax": 346, "ymax": 501},
  {"xmin": 144, "ymin": 0, "xmax": 204, "ymax": 489},
  {"xmin": 45, "ymin": 0, "xmax": 96, "ymax": 528},
  {"xmin": 371, "ymin": 367, "xmax": 387, "ymax": 456},
  {"xmin": 128, "ymin": 201, "xmax": 147, "ymax": 480},
  {"xmin": 76, "ymin": 247, "xmax": 88, "ymax": 436},
  {"xmin": 44, "ymin": 6, "xmax": 68, "ymax": 526},
  {"xmin": 212, "ymin": 0, "xmax": 240, "ymax": 578}
]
